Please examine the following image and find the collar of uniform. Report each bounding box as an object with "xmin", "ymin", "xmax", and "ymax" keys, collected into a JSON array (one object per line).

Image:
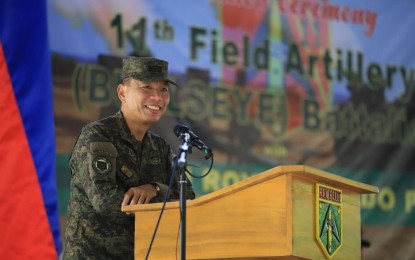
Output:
[
  {"xmin": 116, "ymin": 111, "xmax": 139, "ymax": 145},
  {"xmin": 115, "ymin": 111, "xmax": 156, "ymax": 151}
]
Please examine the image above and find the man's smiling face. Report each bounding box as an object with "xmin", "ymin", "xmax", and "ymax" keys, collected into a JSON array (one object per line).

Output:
[{"xmin": 118, "ymin": 78, "xmax": 170, "ymax": 126}]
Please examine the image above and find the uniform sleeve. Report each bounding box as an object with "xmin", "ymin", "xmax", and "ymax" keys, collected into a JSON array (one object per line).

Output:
[{"xmin": 69, "ymin": 126, "xmax": 127, "ymax": 217}]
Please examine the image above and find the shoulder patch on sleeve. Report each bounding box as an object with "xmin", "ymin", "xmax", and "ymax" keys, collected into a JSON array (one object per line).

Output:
[
  {"xmin": 90, "ymin": 142, "xmax": 118, "ymax": 157},
  {"xmin": 92, "ymin": 156, "xmax": 112, "ymax": 174},
  {"xmin": 89, "ymin": 142, "xmax": 117, "ymax": 178}
]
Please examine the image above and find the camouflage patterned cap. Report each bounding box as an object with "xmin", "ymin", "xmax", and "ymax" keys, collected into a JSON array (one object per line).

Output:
[{"xmin": 121, "ymin": 56, "xmax": 178, "ymax": 86}]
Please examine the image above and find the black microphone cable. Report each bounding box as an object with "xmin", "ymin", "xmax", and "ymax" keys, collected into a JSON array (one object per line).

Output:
[
  {"xmin": 145, "ymin": 158, "xmax": 178, "ymax": 260},
  {"xmin": 145, "ymin": 126, "xmax": 215, "ymax": 259}
]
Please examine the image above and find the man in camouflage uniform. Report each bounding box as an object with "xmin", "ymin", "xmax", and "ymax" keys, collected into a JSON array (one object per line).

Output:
[{"xmin": 64, "ymin": 56, "xmax": 195, "ymax": 259}]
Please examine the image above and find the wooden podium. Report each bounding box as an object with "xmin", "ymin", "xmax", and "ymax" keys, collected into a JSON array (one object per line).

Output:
[{"xmin": 122, "ymin": 165, "xmax": 378, "ymax": 260}]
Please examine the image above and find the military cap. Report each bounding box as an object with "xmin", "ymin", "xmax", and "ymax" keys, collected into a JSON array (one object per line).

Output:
[{"xmin": 121, "ymin": 56, "xmax": 177, "ymax": 86}]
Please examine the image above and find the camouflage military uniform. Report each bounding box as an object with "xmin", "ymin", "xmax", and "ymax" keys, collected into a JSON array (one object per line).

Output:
[{"xmin": 64, "ymin": 111, "xmax": 195, "ymax": 259}]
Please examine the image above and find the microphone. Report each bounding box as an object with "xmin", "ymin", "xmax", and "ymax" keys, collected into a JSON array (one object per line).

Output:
[{"xmin": 174, "ymin": 124, "xmax": 213, "ymax": 159}]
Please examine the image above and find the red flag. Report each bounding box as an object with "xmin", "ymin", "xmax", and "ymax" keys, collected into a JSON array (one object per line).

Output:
[{"xmin": 0, "ymin": 0, "xmax": 61, "ymax": 258}]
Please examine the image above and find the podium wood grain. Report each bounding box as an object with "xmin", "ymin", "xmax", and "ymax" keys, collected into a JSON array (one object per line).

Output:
[{"xmin": 122, "ymin": 165, "xmax": 378, "ymax": 260}]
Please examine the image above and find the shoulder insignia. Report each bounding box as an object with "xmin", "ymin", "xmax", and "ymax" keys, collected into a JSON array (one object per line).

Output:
[
  {"xmin": 89, "ymin": 142, "xmax": 117, "ymax": 176},
  {"xmin": 92, "ymin": 156, "xmax": 112, "ymax": 174}
]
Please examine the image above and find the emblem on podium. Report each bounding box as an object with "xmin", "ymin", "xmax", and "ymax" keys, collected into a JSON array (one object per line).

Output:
[{"xmin": 315, "ymin": 183, "xmax": 343, "ymax": 258}]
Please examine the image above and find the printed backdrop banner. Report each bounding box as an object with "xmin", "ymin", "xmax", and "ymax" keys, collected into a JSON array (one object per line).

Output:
[{"xmin": 48, "ymin": 1, "xmax": 415, "ymax": 259}]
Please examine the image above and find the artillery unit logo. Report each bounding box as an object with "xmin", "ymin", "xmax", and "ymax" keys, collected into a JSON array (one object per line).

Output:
[{"xmin": 315, "ymin": 183, "xmax": 342, "ymax": 258}]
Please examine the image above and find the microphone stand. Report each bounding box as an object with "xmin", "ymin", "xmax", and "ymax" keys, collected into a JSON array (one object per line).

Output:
[{"xmin": 176, "ymin": 133, "xmax": 190, "ymax": 260}]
